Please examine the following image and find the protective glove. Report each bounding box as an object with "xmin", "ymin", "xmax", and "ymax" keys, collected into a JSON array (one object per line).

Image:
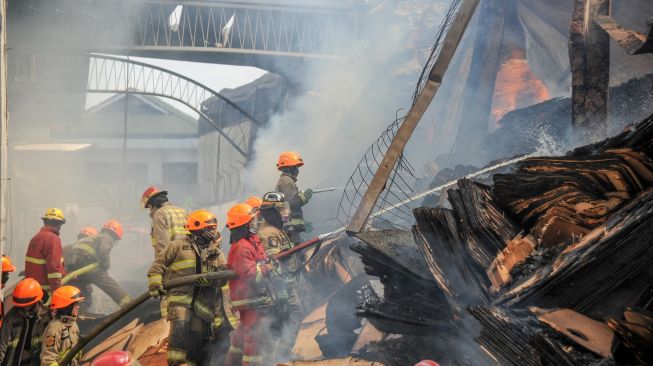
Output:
[
  {"xmin": 304, "ymin": 221, "xmax": 314, "ymax": 233},
  {"xmin": 303, "ymin": 188, "xmax": 313, "ymax": 200},
  {"xmin": 196, "ymin": 277, "xmax": 212, "ymax": 287},
  {"xmin": 149, "ymin": 284, "xmax": 165, "ymax": 298}
]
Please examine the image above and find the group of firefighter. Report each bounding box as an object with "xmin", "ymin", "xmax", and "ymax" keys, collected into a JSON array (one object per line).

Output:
[{"xmin": 0, "ymin": 151, "xmax": 313, "ymax": 366}]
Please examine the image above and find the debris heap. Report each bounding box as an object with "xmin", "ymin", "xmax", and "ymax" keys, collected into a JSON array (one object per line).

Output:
[{"xmin": 353, "ymin": 113, "xmax": 653, "ymax": 365}]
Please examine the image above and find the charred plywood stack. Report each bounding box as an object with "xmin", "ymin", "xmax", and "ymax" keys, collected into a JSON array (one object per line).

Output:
[{"xmin": 353, "ymin": 114, "xmax": 653, "ymax": 365}]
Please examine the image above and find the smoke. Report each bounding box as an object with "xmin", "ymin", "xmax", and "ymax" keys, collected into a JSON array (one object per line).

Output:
[{"xmin": 242, "ymin": 1, "xmax": 451, "ymax": 226}]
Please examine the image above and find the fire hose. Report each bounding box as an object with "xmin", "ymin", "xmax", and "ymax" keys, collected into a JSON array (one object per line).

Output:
[
  {"xmin": 59, "ymin": 270, "xmax": 236, "ymax": 366},
  {"xmin": 59, "ymin": 232, "xmax": 339, "ymax": 366}
]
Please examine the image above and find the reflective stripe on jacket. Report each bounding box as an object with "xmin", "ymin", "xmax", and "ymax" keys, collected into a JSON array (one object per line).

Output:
[
  {"xmin": 25, "ymin": 226, "xmax": 65, "ymax": 291},
  {"xmin": 150, "ymin": 202, "xmax": 189, "ymax": 258},
  {"xmin": 148, "ymin": 237, "xmax": 227, "ymax": 323}
]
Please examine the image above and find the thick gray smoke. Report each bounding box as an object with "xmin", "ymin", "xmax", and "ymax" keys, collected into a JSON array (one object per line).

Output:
[{"xmin": 243, "ymin": 1, "xmax": 450, "ymax": 209}]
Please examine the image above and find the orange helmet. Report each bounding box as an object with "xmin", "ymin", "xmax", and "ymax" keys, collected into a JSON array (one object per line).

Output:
[
  {"xmin": 277, "ymin": 151, "xmax": 304, "ymax": 170},
  {"xmin": 51, "ymin": 285, "xmax": 84, "ymax": 309},
  {"xmin": 186, "ymin": 210, "xmax": 218, "ymax": 231},
  {"xmin": 102, "ymin": 220, "xmax": 123, "ymax": 240},
  {"xmin": 13, "ymin": 278, "xmax": 44, "ymax": 307},
  {"xmin": 245, "ymin": 196, "xmax": 262, "ymax": 209},
  {"xmin": 2, "ymin": 255, "xmax": 16, "ymax": 273},
  {"xmin": 226, "ymin": 203, "xmax": 257, "ymax": 229},
  {"xmin": 78, "ymin": 226, "xmax": 99, "ymax": 239},
  {"xmin": 140, "ymin": 186, "xmax": 167, "ymax": 208}
]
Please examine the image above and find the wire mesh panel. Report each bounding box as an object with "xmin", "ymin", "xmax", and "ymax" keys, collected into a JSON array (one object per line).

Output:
[
  {"xmin": 87, "ymin": 54, "xmax": 261, "ymax": 158},
  {"xmin": 337, "ymin": 0, "xmax": 468, "ymax": 230},
  {"xmin": 412, "ymin": 0, "xmax": 463, "ymax": 103},
  {"xmin": 336, "ymin": 114, "xmax": 420, "ymax": 230}
]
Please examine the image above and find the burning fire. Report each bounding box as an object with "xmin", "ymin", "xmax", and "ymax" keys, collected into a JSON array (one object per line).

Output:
[{"xmin": 490, "ymin": 50, "xmax": 550, "ymax": 129}]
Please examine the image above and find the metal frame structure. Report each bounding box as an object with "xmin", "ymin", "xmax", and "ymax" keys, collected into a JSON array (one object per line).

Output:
[
  {"xmin": 28, "ymin": 1, "xmax": 353, "ymax": 66},
  {"xmin": 86, "ymin": 54, "xmax": 261, "ymax": 158}
]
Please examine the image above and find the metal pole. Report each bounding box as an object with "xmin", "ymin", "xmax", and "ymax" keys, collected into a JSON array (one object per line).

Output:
[{"xmin": 0, "ymin": 0, "xmax": 9, "ymax": 269}]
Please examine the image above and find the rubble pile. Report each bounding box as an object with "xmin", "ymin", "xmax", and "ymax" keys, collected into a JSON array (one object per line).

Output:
[{"xmin": 352, "ymin": 113, "xmax": 653, "ymax": 365}]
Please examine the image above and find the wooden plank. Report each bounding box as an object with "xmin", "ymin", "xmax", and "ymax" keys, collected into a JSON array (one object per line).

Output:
[
  {"xmin": 346, "ymin": 0, "xmax": 480, "ymax": 234},
  {"xmin": 569, "ymin": 0, "xmax": 610, "ymax": 143},
  {"xmin": 595, "ymin": 15, "xmax": 653, "ymax": 54}
]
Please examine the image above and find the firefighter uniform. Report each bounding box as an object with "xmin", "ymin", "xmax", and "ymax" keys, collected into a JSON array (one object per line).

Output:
[
  {"xmin": 64, "ymin": 232, "xmax": 131, "ymax": 308},
  {"xmin": 258, "ymin": 222, "xmax": 302, "ymax": 361},
  {"xmin": 150, "ymin": 202, "xmax": 189, "ymax": 258},
  {"xmin": 147, "ymin": 237, "xmax": 227, "ymax": 366},
  {"xmin": 276, "ymin": 173, "xmax": 310, "ymax": 243},
  {"xmin": 224, "ymin": 235, "xmax": 273, "ymax": 366},
  {"xmin": 0, "ymin": 306, "xmax": 50, "ymax": 366},
  {"xmin": 25, "ymin": 226, "xmax": 65, "ymax": 295},
  {"xmin": 39, "ymin": 316, "xmax": 81, "ymax": 366}
]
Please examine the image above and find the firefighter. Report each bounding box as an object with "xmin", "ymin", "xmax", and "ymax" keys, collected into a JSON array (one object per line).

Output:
[
  {"xmin": 25, "ymin": 208, "xmax": 67, "ymax": 300},
  {"xmin": 147, "ymin": 209, "xmax": 228, "ymax": 366},
  {"xmin": 258, "ymin": 192, "xmax": 302, "ymax": 362},
  {"xmin": 1, "ymin": 256, "xmax": 17, "ymax": 327},
  {"xmin": 0, "ymin": 278, "xmax": 50, "ymax": 366},
  {"xmin": 40, "ymin": 285, "xmax": 84, "ymax": 366},
  {"xmin": 77, "ymin": 227, "xmax": 98, "ymax": 240},
  {"xmin": 140, "ymin": 186, "xmax": 189, "ymax": 258},
  {"xmin": 64, "ymin": 220, "xmax": 132, "ymax": 310},
  {"xmin": 224, "ymin": 203, "xmax": 276, "ymax": 366},
  {"xmin": 275, "ymin": 152, "xmax": 313, "ymax": 243}
]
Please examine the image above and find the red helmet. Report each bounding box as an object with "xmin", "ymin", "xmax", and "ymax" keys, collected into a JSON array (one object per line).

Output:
[
  {"xmin": 13, "ymin": 278, "xmax": 44, "ymax": 307},
  {"xmin": 78, "ymin": 226, "xmax": 99, "ymax": 239},
  {"xmin": 415, "ymin": 361, "xmax": 440, "ymax": 366},
  {"xmin": 91, "ymin": 351, "xmax": 134, "ymax": 366},
  {"xmin": 140, "ymin": 186, "xmax": 167, "ymax": 208},
  {"xmin": 102, "ymin": 220, "xmax": 124, "ymax": 240}
]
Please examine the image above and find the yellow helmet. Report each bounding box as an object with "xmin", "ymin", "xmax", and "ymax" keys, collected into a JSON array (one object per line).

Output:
[{"xmin": 42, "ymin": 208, "xmax": 66, "ymax": 223}]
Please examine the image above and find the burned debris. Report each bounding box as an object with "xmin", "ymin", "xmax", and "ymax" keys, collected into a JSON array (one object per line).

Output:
[{"xmin": 352, "ymin": 113, "xmax": 653, "ymax": 365}]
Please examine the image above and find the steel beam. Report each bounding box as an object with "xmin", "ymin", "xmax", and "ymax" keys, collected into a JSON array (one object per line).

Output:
[{"xmin": 346, "ymin": 0, "xmax": 480, "ymax": 235}]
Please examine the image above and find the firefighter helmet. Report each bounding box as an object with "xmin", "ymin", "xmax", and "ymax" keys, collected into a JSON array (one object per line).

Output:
[
  {"xmin": 50, "ymin": 285, "xmax": 84, "ymax": 309},
  {"xmin": 140, "ymin": 186, "xmax": 167, "ymax": 208},
  {"xmin": 2, "ymin": 255, "xmax": 16, "ymax": 272},
  {"xmin": 102, "ymin": 220, "xmax": 124, "ymax": 240},
  {"xmin": 13, "ymin": 278, "xmax": 44, "ymax": 307},
  {"xmin": 42, "ymin": 208, "xmax": 66, "ymax": 223},
  {"xmin": 91, "ymin": 351, "xmax": 136, "ymax": 366},
  {"xmin": 414, "ymin": 361, "xmax": 440, "ymax": 366},
  {"xmin": 245, "ymin": 196, "xmax": 262, "ymax": 209},
  {"xmin": 78, "ymin": 226, "xmax": 99, "ymax": 239},
  {"xmin": 276, "ymin": 151, "xmax": 304, "ymax": 169},
  {"xmin": 186, "ymin": 210, "xmax": 218, "ymax": 231},
  {"xmin": 226, "ymin": 203, "xmax": 257, "ymax": 229}
]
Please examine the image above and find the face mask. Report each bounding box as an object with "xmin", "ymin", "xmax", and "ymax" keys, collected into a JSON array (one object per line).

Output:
[
  {"xmin": 248, "ymin": 217, "xmax": 260, "ymax": 235},
  {"xmin": 279, "ymin": 202, "xmax": 291, "ymax": 223}
]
